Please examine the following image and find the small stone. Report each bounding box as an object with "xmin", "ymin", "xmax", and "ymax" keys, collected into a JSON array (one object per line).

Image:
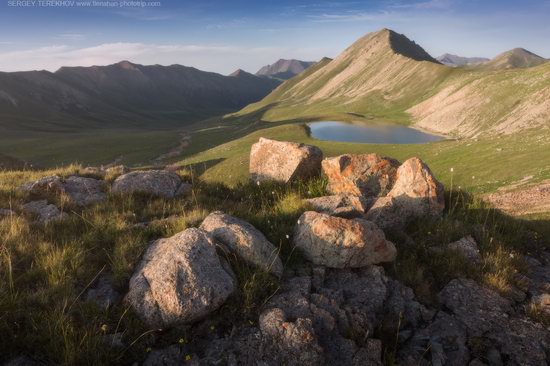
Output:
[
  {"xmin": 21, "ymin": 200, "xmax": 68, "ymax": 223},
  {"xmin": 447, "ymin": 236, "xmax": 482, "ymax": 263}
]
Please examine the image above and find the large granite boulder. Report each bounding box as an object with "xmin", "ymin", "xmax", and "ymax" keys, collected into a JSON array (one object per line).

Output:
[
  {"xmin": 200, "ymin": 211, "xmax": 283, "ymax": 277},
  {"xmin": 305, "ymin": 194, "xmax": 370, "ymax": 218},
  {"xmin": 292, "ymin": 211, "xmax": 396, "ymax": 268},
  {"xmin": 112, "ymin": 170, "xmax": 191, "ymax": 199},
  {"xmin": 249, "ymin": 138, "xmax": 323, "ymax": 183},
  {"xmin": 21, "ymin": 175, "xmax": 107, "ymax": 207},
  {"xmin": 125, "ymin": 228, "xmax": 235, "ymax": 328},
  {"xmin": 366, "ymin": 157, "xmax": 445, "ymax": 229},
  {"xmin": 321, "ymin": 154, "xmax": 400, "ymax": 198}
]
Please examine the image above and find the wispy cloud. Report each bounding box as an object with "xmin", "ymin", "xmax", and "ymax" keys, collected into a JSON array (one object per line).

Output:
[
  {"xmin": 0, "ymin": 42, "xmax": 292, "ymax": 74},
  {"xmin": 55, "ymin": 33, "xmax": 86, "ymax": 41}
]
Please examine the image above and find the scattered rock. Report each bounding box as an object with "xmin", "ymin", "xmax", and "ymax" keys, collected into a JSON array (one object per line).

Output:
[
  {"xmin": 447, "ymin": 235, "xmax": 482, "ymax": 263},
  {"xmin": 524, "ymin": 252, "xmax": 550, "ymax": 319},
  {"xmin": 366, "ymin": 157, "xmax": 444, "ymax": 229},
  {"xmin": 112, "ymin": 170, "xmax": 191, "ymax": 199},
  {"xmin": 249, "ymin": 137, "xmax": 323, "ymax": 183},
  {"xmin": 200, "ymin": 211, "xmax": 283, "ymax": 277},
  {"xmin": 143, "ymin": 345, "xmax": 198, "ymax": 366},
  {"xmin": 21, "ymin": 200, "xmax": 68, "ymax": 223},
  {"xmin": 62, "ymin": 176, "xmax": 108, "ymax": 206},
  {"xmin": 305, "ymin": 194, "xmax": 371, "ymax": 218},
  {"xmin": 293, "ymin": 211, "xmax": 396, "ymax": 268},
  {"xmin": 85, "ymin": 274, "xmax": 120, "ymax": 308},
  {"xmin": 321, "ymin": 153, "xmax": 400, "ymax": 197},
  {"xmin": 401, "ymin": 278, "xmax": 550, "ymax": 365},
  {"xmin": 21, "ymin": 175, "xmax": 107, "ymax": 207},
  {"xmin": 125, "ymin": 228, "xmax": 235, "ymax": 328}
]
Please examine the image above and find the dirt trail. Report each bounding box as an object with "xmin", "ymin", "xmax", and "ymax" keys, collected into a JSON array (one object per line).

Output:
[
  {"xmin": 484, "ymin": 179, "xmax": 550, "ymax": 216},
  {"xmin": 154, "ymin": 131, "xmax": 191, "ymax": 161}
]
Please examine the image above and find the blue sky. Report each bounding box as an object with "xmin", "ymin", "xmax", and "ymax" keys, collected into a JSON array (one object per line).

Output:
[{"xmin": 0, "ymin": 0, "xmax": 549, "ymax": 73}]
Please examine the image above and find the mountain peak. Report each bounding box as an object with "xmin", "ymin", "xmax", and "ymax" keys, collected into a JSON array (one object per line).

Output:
[
  {"xmin": 436, "ymin": 53, "xmax": 490, "ymax": 67},
  {"xmin": 229, "ymin": 69, "xmax": 253, "ymax": 77},
  {"xmin": 256, "ymin": 59, "xmax": 316, "ymax": 80},
  {"xmin": 115, "ymin": 60, "xmax": 139, "ymax": 70},
  {"xmin": 485, "ymin": 47, "xmax": 546, "ymax": 69}
]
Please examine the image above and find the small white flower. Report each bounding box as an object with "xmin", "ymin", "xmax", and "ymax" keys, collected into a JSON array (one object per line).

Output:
[
  {"xmin": 297, "ymin": 220, "xmax": 301, "ymax": 224},
  {"xmin": 510, "ymin": 253, "xmax": 515, "ymax": 258},
  {"xmin": 285, "ymin": 234, "xmax": 289, "ymax": 239},
  {"xmin": 272, "ymin": 191, "xmax": 275, "ymax": 195},
  {"xmin": 472, "ymin": 176, "xmax": 475, "ymax": 180},
  {"xmin": 256, "ymin": 181, "xmax": 260, "ymax": 186},
  {"xmin": 450, "ymin": 167, "xmax": 454, "ymax": 172}
]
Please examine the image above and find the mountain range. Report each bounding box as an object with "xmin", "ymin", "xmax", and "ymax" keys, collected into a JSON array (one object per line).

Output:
[
  {"xmin": 436, "ymin": 54, "xmax": 489, "ymax": 67},
  {"xmin": 0, "ymin": 61, "xmax": 280, "ymax": 132},
  {"xmin": 238, "ymin": 28, "xmax": 549, "ymax": 138},
  {"xmin": 256, "ymin": 59, "xmax": 316, "ymax": 80}
]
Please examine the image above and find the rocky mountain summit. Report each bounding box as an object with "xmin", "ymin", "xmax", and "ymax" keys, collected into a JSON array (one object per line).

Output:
[{"xmin": 3, "ymin": 138, "xmax": 549, "ymax": 365}]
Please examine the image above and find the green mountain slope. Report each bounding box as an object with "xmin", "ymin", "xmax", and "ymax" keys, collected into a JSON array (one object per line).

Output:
[{"xmin": 236, "ymin": 29, "xmax": 550, "ymax": 138}]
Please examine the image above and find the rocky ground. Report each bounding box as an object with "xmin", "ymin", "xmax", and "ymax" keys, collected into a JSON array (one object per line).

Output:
[{"xmin": 1, "ymin": 138, "xmax": 549, "ymax": 365}]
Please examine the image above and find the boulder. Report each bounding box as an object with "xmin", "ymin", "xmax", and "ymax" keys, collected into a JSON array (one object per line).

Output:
[
  {"xmin": 305, "ymin": 194, "xmax": 371, "ymax": 218},
  {"xmin": 292, "ymin": 211, "xmax": 396, "ymax": 268},
  {"xmin": 366, "ymin": 157, "xmax": 444, "ymax": 229},
  {"xmin": 125, "ymin": 228, "xmax": 235, "ymax": 328},
  {"xmin": 21, "ymin": 175, "xmax": 107, "ymax": 207},
  {"xmin": 21, "ymin": 200, "xmax": 68, "ymax": 224},
  {"xmin": 321, "ymin": 154, "xmax": 400, "ymax": 197},
  {"xmin": 200, "ymin": 211, "xmax": 283, "ymax": 277},
  {"xmin": 112, "ymin": 170, "xmax": 191, "ymax": 199},
  {"xmin": 447, "ymin": 235, "xmax": 481, "ymax": 263},
  {"xmin": 249, "ymin": 137, "xmax": 323, "ymax": 183}
]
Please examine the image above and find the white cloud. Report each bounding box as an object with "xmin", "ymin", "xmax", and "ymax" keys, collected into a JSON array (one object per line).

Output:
[{"xmin": 0, "ymin": 42, "xmax": 320, "ymax": 74}]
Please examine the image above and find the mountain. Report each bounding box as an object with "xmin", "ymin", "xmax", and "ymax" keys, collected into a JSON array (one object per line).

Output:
[
  {"xmin": 237, "ymin": 28, "xmax": 550, "ymax": 138},
  {"xmin": 256, "ymin": 59, "xmax": 316, "ymax": 80},
  {"xmin": 239, "ymin": 29, "xmax": 447, "ymax": 122},
  {"xmin": 0, "ymin": 61, "xmax": 280, "ymax": 132},
  {"xmin": 481, "ymin": 48, "xmax": 547, "ymax": 70},
  {"xmin": 436, "ymin": 53, "xmax": 489, "ymax": 67}
]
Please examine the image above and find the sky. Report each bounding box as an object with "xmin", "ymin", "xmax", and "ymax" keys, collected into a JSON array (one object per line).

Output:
[{"xmin": 0, "ymin": 0, "xmax": 549, "ymax": 74}]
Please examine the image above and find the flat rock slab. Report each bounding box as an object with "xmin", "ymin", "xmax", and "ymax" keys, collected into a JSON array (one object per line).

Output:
[
  {"xmin": 112, "ymin": 170, "xmax": 191, "ymax": 199},
  {"xmin": 126, "ymin": 228, "xmax": 235, "ymax": 328},
  {"xmin": 200, "ymin": 211, "xmax": 283, "ymax": 277},
  {"xmin": 249, "ymin": 137, "xmax": 323, "ymax": 183},
  {"xmin": 322, "ymin": 153, "xmax": 400, "ymax": 198},
  {"xmin": 292, "ymin": 211, "xmax": 396, "ymax": 268},
  {"xmin": 21, "ymin": 200, "xmax": 68, "ymax": 224},
  {"xmin": 305, "ymin": 194, "xmax": 371, "ymax": 218},
  {"xmin": 21, "ymin": 175, "xmax": 107, "ymax": 207}
]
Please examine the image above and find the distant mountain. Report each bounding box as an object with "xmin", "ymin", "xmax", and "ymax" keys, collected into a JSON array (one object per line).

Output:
[
  {"xmin": 481, "ymin": 48, "xmax": 547, "ymax": 70},
  {"xmin": 256, "ymin": 59, "xmax": 316, "ymax": 80},
  {"xmin": 237, "ymin": 28, "xmax": 550, "ymax": 138},
  {"xmin": 0, "ymin": 61, "xmax": 280, "ymax": 132},
  {"xmin": 437, "ymin": 53, "xmax": 489, "ymax": 67}
]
